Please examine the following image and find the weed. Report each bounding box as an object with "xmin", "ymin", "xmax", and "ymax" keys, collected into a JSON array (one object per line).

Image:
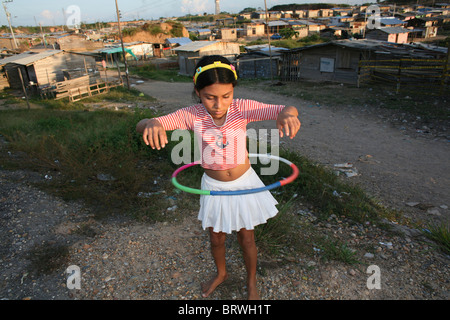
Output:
[
  {"xmin": 28, "ymin": 242, "xmax": 70, "ymax": 275},
  {"xmin": 315, "ymin": 238, "xmax": 359, "ymax": 265},
  {"xmin": 423, "ymin": 221, "xmax": 450, "ymax": 255}
]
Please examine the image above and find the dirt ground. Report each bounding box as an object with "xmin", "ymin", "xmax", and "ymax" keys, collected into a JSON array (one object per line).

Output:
[{"xmin": 133, "ymin": 79, "xmax": 449, "ymax": 226}]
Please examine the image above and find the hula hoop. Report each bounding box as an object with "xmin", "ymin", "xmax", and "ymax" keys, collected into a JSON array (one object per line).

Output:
[{"xmin": 171, "ymin": 154, "xmax": 299, "ymax": 196}]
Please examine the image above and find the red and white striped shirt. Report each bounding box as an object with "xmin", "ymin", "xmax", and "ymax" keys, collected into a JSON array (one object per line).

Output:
[{"xmin": 156, "ymin": 99, "xmax": 285, "ymax": 170}]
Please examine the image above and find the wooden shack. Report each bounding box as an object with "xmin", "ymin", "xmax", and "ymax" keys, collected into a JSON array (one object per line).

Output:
[
  {"xmin": 174, "ymin": 41, "xmax": 241, "ymax": 76},
  {"xmin": 280, "ymin": 40, "xmax": 375, "ymax": 84},
  {"xmin": 280, "ymin": 39, "xmax": 448, "ymax": 85},
  {"xmin": 2, "ymin": 50, "xmax": 97, "ymax": 89},
  {"xmin": 238, "ymin": 45, "xmax": 288, "ymax": 79}
]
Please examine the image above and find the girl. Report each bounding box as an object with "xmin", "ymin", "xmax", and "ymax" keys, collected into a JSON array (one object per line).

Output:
[{"xmin": 136, "ymin": 55, "xmax": 300, "ymax": 299}]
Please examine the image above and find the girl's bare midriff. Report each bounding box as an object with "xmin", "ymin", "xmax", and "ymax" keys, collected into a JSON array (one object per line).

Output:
[{"xmin": 204, "ymin": 157, "xmax": 251, "ymax": 182}]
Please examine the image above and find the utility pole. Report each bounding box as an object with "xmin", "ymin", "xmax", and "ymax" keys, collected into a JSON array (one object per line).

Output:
[
  {"xmin": 34, "ymin": 16, "xmax": 47, "ymax": 48},
  {"xmin": 264, "ymin": 0, "xmax": 274, "ymax": 84},
  {"xmin": 2, "ymin": 0, "xmax": 18, "ymax": 50},
  {"xmin": 115, "ymin": 0, "xmax": 130, "ymax": 90}
]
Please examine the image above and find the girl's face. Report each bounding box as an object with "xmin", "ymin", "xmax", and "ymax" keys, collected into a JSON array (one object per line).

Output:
[{"xmin": 196, "ymin": 83, "xmax": 234, "ymax": 121}]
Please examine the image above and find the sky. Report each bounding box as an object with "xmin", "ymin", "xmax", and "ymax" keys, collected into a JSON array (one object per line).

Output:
[{"xmin": 4, "ymin": 0, "xmax": 369, "ymax": 27}]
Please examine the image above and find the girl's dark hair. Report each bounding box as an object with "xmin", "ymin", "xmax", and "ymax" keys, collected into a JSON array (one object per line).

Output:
[{"xmin": 193, "ymin": 55, "xmax": 237, "ymax": 91}]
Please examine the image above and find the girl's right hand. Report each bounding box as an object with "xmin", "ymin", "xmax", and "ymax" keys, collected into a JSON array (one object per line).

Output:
[{"xmin": 140, "ymin": 119, "xmax": 168, "ymax": 150}]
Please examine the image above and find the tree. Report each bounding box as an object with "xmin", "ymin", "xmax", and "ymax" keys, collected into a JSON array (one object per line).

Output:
[
  {"xmin": 239, "ymin": 7, "xmax": 256, "ymax": 14},
  {"xmin": 279, "ymin": 28, "xmax": 299, "ymax": 39}
]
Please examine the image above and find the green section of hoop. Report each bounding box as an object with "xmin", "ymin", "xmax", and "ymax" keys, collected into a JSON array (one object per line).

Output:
[{"xmin": 172, "ymin": 177, "xmax": 210, "ymax": 195}]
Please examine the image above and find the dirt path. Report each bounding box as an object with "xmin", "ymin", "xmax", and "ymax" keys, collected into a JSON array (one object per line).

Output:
[{"xmin": 134, "ymin": 79, "xmax": 449, "ymax": 225}]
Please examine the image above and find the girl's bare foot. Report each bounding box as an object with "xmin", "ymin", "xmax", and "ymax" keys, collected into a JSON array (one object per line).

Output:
[
  {"xmin": 201, "ymin": 273, "xmax": 228, "ymax": 298},
  {"xmin": 247, "ymin": 281, "xmax": 260, "ymax": 300}
]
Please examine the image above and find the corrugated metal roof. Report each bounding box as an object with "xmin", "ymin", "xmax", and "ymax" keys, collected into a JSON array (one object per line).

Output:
[
  {"xmin": 166, "ymin": 37, "xmax": 192, "ymax": 46},
  {"xmin": 0, "ymin": 50, "xmax": 62, "ymax": 66},
  {"xmin": 173, "ymin": 41, "xmax": 219, "ymax": 52},
  {"xmin": 377, "ymin": 27, "xmax": 410, "ymax": 34},
  {"xmin": 268, "ymin": 21, "xmax": 289, "ymax": 27},
  {"xmin": 380, "ymin": 18, "xmax": 406, "ymax": 25},
  {"xmin": 283, "ymin": 39, "xmax": 447, "ymax": 58}
]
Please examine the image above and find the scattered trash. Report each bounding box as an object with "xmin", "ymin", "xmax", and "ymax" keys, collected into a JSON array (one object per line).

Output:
[
  {"xmin": 358, "ymin": 154, "xmax": 379, "ymax": 164},
  {"xmin": 427, "ymin": 208, "xmax": 441, "ymax": 216},
  {"xmin": 379, "ymin": 241, "xmax": 393, "ymax": 249},
  {"xmin": 332, "ymin": 190, "xmax": 342, "ymax": 198},
  {"xmin": 332, "ymin": 190, "xmax": 351, "ymax": 198},
  {"xmin": 167, "ymin": 205, "xmax": 178, "ymax": 211},
  {"xmin": 405, "ymin": 202, "xmax": 434, "ymax": 210},
  {"xmin": 44, "ymin": 174, "xmax": 52, "ymax": 180},
  {"xmin": 333, "ymin": 163, "xmax": 358, "ymax": 177},
  {"xmin": 136, "ymin": 81, "xmax": 145, "ymax": 84},
  {"xmin": 96, "ymin": 173, "xmax": 116, "ymax": 181},
  {"xmin": 406, "ymin": 202, "xmax": 420, "ymax": 207},
  {"xmin": 137, "ymin": 191, "xmax": 166, "ymax": 198},
  {"xmin": 364, "ymin": 252, "xmax": 374, "ymax": 259}
]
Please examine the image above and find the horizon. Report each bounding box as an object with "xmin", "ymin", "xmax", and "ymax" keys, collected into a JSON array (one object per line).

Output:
[{"xmin": 4, "ymin": 0, "xmax": 369, "ymax": 27}]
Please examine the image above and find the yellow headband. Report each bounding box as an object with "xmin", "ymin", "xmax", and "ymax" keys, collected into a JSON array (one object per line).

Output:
[{"xmin": 193, "ymin": 61, "xmax": 238, "ymax": 85}]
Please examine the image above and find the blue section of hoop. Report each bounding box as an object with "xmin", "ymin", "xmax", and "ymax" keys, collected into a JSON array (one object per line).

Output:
[{"xmin": 210, "ymin": 181, "xmax": 282, "ymax": 196}]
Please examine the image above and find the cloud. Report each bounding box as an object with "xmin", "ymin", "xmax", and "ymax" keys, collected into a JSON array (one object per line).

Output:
[
  {"xmin": 40, "ymin": 9, "xmax": 54, "ymax": 20},
  {"xmin": 181, "ymin": 0, "xmax": 210, "ymax": 14}
]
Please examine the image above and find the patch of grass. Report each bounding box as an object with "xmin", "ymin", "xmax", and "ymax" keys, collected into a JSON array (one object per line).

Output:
[
  {"xmin": 28, "ymin": 86, "xmax": 155, "ymax": 110},
  {"xmin": 255, "ymin": 197, "xmax": 297, "ymax": 255},
  {"xmin": 0, "ymin": 105, "xmax": 177, "ymax": 221},
  {"xmin": 423, "ymin": 221, "xmax": 450, "ymax": 254},
  {"xmin": 130, "ymin": 65, "xmax": 192, "ymax": 82},
  {"xmin": 315, "ymin": 238, "xmax": 359, "ymax": 265},
  {"xmin": 28, "ymin": 242, "xmax": 70, "ymax": 275}
]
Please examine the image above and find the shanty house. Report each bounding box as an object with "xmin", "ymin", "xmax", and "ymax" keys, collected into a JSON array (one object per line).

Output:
[
  {"xmin": 1, "ymin": 50, "xmax": 97, "ymax": 89},
  {"xmin": 237, "ymin": 24, "xmax": 265, "ymax": 38},
  {"xmin": 174, "ymin": 41, "xmax": 241, "ymax": 76},
  {"xmin": 280, "ymin": 39, "xmax": 448, "ymax": 85},
  {"xmin": 238, "ymin": 45, "xmax": 288, "ymax": 79}
]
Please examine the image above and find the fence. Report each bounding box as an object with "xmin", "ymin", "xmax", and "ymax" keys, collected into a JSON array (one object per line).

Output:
[
  {"xmin": 52, "ymin": 76, "xmax": 123, "ymax": 102},
  {"xmin": 358, "ymin": 57, "xmax": 450, "ymax": 95}
]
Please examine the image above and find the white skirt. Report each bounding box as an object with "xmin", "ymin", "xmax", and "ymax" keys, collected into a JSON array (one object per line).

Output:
[{"xmin": 198, "ymin": 167, "xmax": 279, "ymax": 234}]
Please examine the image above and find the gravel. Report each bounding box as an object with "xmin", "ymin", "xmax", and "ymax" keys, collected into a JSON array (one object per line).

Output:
[{"xmin": 1, "ymin": 168, "xmax": 449, "ymax": 300}]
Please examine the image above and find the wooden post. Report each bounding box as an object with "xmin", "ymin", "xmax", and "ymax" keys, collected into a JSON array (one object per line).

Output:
[
  {"xmin": 18, "ymin": 68, "xmax": 30, "ymax": 110},
  {"xmin": 396, "ymin": 59, "xmax": 402, "ymax": 94},
  {"xmin": 440, "ymin": 42, "xmax": 450, "ymax": 95}
]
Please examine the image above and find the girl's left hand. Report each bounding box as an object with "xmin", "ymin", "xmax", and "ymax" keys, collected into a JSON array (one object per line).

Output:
[{"xmin": 276, "ymin": 106, "xmax": 301, "ymax": 139}]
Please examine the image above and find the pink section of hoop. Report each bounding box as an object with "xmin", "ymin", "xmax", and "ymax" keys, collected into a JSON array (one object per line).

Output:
[{"xmin": 171, "ymin": 161, "xmax": 200, "ymax": 178}]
